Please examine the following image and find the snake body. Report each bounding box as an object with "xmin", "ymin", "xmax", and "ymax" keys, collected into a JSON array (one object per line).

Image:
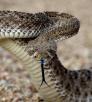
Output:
[{"xmin": 0, "ymin": 11, "xmax": 81, "ymax": 102}]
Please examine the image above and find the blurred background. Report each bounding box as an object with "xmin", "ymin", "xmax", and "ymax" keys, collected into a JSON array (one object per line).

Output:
[{"xmin": 0, "ymin": 0, "xmax": 92, "ymax": 101}]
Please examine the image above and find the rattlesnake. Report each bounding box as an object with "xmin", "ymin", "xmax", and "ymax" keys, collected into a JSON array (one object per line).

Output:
[{"xmin": 1, "ymin": 11, "xmax": 90, "ymax": 102}]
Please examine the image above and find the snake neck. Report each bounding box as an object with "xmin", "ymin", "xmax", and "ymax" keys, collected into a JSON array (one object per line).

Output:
[
  {"xmin": 43, "ymin": 50, "xmax": 68, "ymax": 97},
  {"xmin": 44, "ymin": 50, "xmax": 92, "ymax": 102}
]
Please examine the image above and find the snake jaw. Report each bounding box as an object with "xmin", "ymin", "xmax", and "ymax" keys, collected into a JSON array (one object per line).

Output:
[
  {"xmin": 29, "ymin": 47, "xmax": 43, "ymax": 60},
  {"xmin": 28, "ymin": 47, "xmax": 39, "ymax": 59},
  {"xmin": 30, "ymin": 47, "xmax": 54, "ymax": 62}
]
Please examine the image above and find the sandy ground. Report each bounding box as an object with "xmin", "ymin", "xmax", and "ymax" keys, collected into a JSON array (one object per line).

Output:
[{"xmin": 0, "ymin": 0, "xmax": 92, "ymax": 101}]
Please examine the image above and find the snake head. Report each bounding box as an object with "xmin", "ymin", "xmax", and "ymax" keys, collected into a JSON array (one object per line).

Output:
[{"xmin": 25, "ymin": 39, "xmax": 57, "ymax": 60}]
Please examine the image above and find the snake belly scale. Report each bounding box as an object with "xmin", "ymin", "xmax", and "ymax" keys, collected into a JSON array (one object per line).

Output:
[{"xmin": 0, "ymin": 11, "xmax": 80, "ymax": 102}]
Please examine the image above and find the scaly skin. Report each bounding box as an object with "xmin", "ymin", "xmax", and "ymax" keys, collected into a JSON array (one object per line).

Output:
[{"xmin": 0, "ymin": 11, "xmax": 82, "ymax": 102}]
